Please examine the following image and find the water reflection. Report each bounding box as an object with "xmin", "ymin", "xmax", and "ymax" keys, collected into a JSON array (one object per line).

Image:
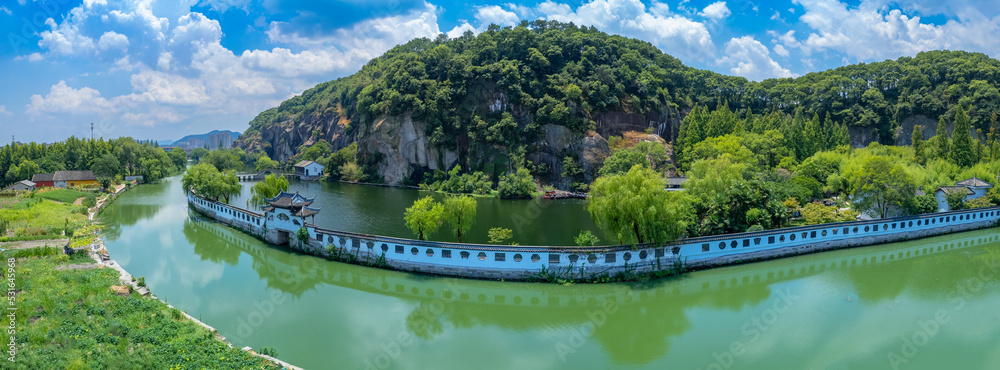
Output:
[{"xmin": 184, "ymin": 210, "xmax": 1000, "ymax": 367}]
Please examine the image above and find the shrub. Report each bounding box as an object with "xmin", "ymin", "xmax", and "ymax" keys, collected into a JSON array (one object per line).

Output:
[
  {"xmin": 497, "ymin": 168, "xmax": 535, "ymax": 199},
  {"xmin": 258, "ymin": 347, "xmax": 279, "ymax": 357},
  {"xmin": 296, "ymin": 227, "xmax": 310, "ymax": 244},
  {"xmin": 488, "ymin": 227, "xmax": 514, "ymax": 245},
  {"xmin": 82, "ymin": 193, "xmax": 97, "ymax": 208},
  {"xmin": 574, "ymin": 230, "xmax": 600, "ymax": 246}
]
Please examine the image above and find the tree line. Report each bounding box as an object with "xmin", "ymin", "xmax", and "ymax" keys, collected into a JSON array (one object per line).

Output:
[{"xmin": 1, "ymin": 137, "xmax": 186, "ymax": 189}]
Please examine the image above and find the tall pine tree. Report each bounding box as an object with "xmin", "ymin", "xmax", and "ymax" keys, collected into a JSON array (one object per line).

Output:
[
  {"xmin": 911, "ymin": 125, "xmax": 924, "ymax": 163},
  {"xmin": 935, "ymin": 116, "xmax": 950, "ymax": 160},
  {"xmin": 951, "ymin": 109, "xmax": 975, "ymax": 167}
]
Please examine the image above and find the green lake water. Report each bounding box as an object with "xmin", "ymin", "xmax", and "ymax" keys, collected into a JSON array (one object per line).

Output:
[{"xmin": 99, "ymin": 176, "xmax": 1000, "ymax": 369}]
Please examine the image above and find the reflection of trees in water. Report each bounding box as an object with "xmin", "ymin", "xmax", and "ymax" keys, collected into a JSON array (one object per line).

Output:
[
  {"xmin": 185, "ymin": 214, "xmax": 326, "ymax": 297},
  {"xmin": 181, "ymin": 205, "xmax": 1000, "ymax": 366},
  {"xmin": 841, "ymin": 233, "xmax": 1000, "ymax": 303},
  {"xmin": 184, "ymin": 216, "xmax": 241, "ymax": 266},
  {"xmin": 100, "ymin": 203, "xmax": 162, "ymax": 241}
]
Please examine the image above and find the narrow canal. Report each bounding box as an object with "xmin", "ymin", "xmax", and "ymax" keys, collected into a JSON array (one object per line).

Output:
[{"xmin": 100, "ymin": 176, "xmax": 1000, "ymax": 369}]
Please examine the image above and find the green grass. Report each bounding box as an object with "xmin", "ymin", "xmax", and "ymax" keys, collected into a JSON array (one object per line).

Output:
[
  {"xmin": 7, "ymin": 253, "xmax": 281, "ymax": 369},
  {"xmin": 0, "ymin": 198, "xmax": 88, "ymax": 231},
  {"xmin": 36, "ymin": 189, "xmax": 91, "ymax": 203}
]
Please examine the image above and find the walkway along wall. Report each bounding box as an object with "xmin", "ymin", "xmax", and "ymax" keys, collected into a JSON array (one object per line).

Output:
[{"xmin": 187, "ymin": 192, "xmax": 1000, "ymax": 281}]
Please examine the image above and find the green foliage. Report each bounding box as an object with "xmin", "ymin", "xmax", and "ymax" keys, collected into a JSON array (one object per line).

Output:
[
  {"xmin": 574, "ymin": 230, "xmax": 600, "ymax": 247},
  {"xmin": 849, "ymin": 156, "xmax": 915, "ymax": 219},
  {"xmin": 425, "ymin": 165, "xmax": 493, "ymax": 195},
  {"xmin": 966, "ymin": 196, "xmax": 994, "ymax": 208},
  {"xmin": 11, "ymin": 255, "xmax": 280, "ymax": 369},
  {"xmin": 589, "ymin": 165, "xmax": 691, "ymax": 245},
  {"xmin": 255, "ymin": 155, "xmax": 279, "ymax": 172},
  {"xmin": 249, "ymin": 174, "xmax": 290, "ymax": 210},
  {"xmin": 685, "ymin": 156, "xmax": 788, "ymax": 234},
  {"xmin": 201, "ymin": 150, "xmax": 244, "ymax": 172},
  {"xmin": 182, "ymin": 163, "xmax": 242, "ymax": 203},
  {"xmin": 599, "ymin": 141, "xmax": 668, "ymax": 177},
  {"xmin": 950, "ymin": 109, "xmax": 976, "ymax": 167},
  {"xmin": 258, "ymin": 347, "xmax": 280, "ymax": 357},
  {"xmin": 403, "ymin": 196, "xmax": 445, "ymax": 240},
  {"xmin": 190, "ymin": 147, "xmax": 210, "ymax": 161},
  {"xmin": 443, "ymin": 195, "xmax": 477, "ymax": 242},
  {"xmin": 168, "ymin": 147, "xmax": 188, "ymax": 169},
  {"xmin": 296, "ymin": 227, "xmax": 310, "ymax": 243},
  {"xmin": 800, "ymin": 203, "xmax": 856, "ymax": 225},
  {"xmin": 906, "ymin": 194, "xmax": 940, "ymax": 215},
  {"xmin": 497, "ymin": 168, "xmax": 535, "ymax": 199},
  {"xmin": 487, "ymin": 227, "xmax": 514, "ymax": 245},
  {"xmin": 339, "ymin": 162, "xmax": 364, "ymax": 182},
  {"xmin": 935, "ymin": 116, "xmax": 950, "ymax": 159},
  {"xmin": 911, "ymin": 125, "xmax": 924, "ymax": 163},
  {"xmin": 300, "ymin": 141, "xmax": 331, "ymax": 162},
  {"xmin": 82, "ymin": 193, "xmax": 97, "ymax": 208},
  {"xmin": 36, "ymin": 189, "xmax": 90, "ymax": 203},
  {"xmin": 325, "ymin": 143, "xmax": 358, "ymax": 181}
]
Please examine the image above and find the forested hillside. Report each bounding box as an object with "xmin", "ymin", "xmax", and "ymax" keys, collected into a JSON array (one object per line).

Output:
[{"xmin": 236, "ymin": 20, "xmax": 1000, "ymax": 186}]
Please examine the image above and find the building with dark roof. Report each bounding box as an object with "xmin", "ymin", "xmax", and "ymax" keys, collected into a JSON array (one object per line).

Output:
[
  {"xmin": 2, "ymin": 180, "xmax": 36, "ymax": 192},
  {"xmin": 31, "ymin": 173, "xmax": 55, "ymax": 187},
  {"xmin": 53, "ymin": 170, "xmax": 98, "ymax": 189},
  {"xmin": 934, "ymin": 176, "xmax": 993, "ymax": 212},
  {"xmin": 263, "ymin": 191, "xmax": 322, "ymax": 236}
]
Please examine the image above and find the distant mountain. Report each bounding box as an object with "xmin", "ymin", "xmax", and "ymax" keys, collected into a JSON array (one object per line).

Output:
[{"xmin": 169, "ymin": 130, "xmax": 241, "ymax": 150}]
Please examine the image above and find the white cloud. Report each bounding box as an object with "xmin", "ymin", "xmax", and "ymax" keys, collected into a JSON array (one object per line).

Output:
[
  {"xmin": 446, "ymin": 22, "xmax": 476, "ymax": 39},
  {"xmin": 527, "ymin": 0, "xmax": 716, "ymax": 61},
  {"xmin": 475, "ymin": 5, "xmax": 520, "ymax": 27},
  {"xmin": 788, "ymin": 0, "xmax": 1000, "ymax": 61},
  {"xmin": 773, "ymin": 44, "xmax": 790, "ymax": 57},
  {"xmin": 197, "ymin": 0, "xmax": 253, "ymax": 12},
  {"xmin": 700, "ymin": 1, "xmax": 731, "ymax": 20},
  {"xmin": 26, "ymin": 81, "xmax": 114, "ymax": 116},
  {"xmin": 1, "ymin": 6, "xmax": 11, "ymax": 15},
  {"xmin": 98, "ymin": 31, "xmax": 129, "ymax": 51},
  {"xmin": 126, "ymin": 70, "xmax": 209, "ymax": 106},
  {"xmin": 38, "ymin": 17, "xmax": 96, "ymax": 56},
  {"xmin": 719, "ymin": 36, "xmax": 796, "ymax": 81},
  {"xmin": 0, "ymin": 106, "xmax": 12, "ymax": 116},
  {"xmin": 770, "ymin": 11, "xmax": 781, "ymax": 20}
]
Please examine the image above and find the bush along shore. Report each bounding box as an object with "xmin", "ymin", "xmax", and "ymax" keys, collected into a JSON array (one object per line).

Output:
[{"xmin": 2, "ymin": 184, "xmax": 301, "ymax": 369}]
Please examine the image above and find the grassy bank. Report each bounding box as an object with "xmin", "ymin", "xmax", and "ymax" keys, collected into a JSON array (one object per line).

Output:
[{"xmin": 6, "ymin": 252, "xmax": 280, "ymax": 369}]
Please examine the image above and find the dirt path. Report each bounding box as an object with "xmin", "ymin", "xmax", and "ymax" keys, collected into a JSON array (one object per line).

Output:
[{"xmin": 0, "ymin": 238, "xmax": 68, "ymax": 250}]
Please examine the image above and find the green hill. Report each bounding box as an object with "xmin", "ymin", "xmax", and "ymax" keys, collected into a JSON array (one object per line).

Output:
[{"xmin": 235, "ymin": 20, "xmax": 1000, "ymax": 186}]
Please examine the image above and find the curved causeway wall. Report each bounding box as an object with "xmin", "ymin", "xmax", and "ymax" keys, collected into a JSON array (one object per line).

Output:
[{"xmin": 187, "ymin": 192, "xmax": 1000, "ymax": 281}]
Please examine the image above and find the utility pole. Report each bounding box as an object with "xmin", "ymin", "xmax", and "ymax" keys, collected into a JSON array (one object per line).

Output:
[{"xmin": 91, "ymin": 122, "xmax": 95, "ymax": 140}]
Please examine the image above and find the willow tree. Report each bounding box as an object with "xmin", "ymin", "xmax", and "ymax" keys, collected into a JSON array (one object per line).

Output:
[
  {"xmin": 588, "ymin": 165, "xmax": 691, "ymax": 245},
  {"xmin": 443, "ymin": 195, "xmax": 477, "ymax": 242},
  {"xmin": 249, "ymin": 174, "xmax": 289, "ymax": 210},
  {"xmin": 182, "ymin": 163, "xmax": 241, "ymax": 204},
  {"xmin": 404, "ymin": 196, "xmax": 444, "ymax": 240}
]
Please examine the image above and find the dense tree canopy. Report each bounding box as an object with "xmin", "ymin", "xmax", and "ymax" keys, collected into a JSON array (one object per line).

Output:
[{"xmin": 588, "ymin": 165, "xmax": 691, "ymax": 245}]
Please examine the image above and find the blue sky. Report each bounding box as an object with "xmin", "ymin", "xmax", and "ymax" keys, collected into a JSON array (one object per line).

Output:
[{"xmin": 2, "ymin": 0, "xmax": 999, "ymax": 143}]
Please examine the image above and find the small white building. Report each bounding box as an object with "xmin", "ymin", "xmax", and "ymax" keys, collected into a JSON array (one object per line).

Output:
[
  {"xmin": 293, "ymin": 160, "xmax": 324, "ymax": 181},
  {"xmin": 2, "ymin": 180, "xmax": 36, "ymax": 192},
  {"xmin": 263, "ymin": 191, "xmax": 322, "ymax": 244}
]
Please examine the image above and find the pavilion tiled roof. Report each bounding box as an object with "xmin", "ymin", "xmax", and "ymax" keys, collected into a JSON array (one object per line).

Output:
[
  {"xmin": 265, "ymin": 191, "xmax": 314, "ymax": 208},
  {"xmin": 956, "ymin": 176, "xmax": 992, "ymax": 188}
]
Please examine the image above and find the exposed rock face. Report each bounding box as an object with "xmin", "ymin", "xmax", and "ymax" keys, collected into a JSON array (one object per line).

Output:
[
  {"xmin": 235, "ymin": 112, "xmax": 354, "ymax": 162},
  {"xmin": 529, "ymin": 124, "xmax": 610, "ymax": 189},
  {"xmin": 357, "ymin": 112, "xmax": 459, "ymax": 185}
]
